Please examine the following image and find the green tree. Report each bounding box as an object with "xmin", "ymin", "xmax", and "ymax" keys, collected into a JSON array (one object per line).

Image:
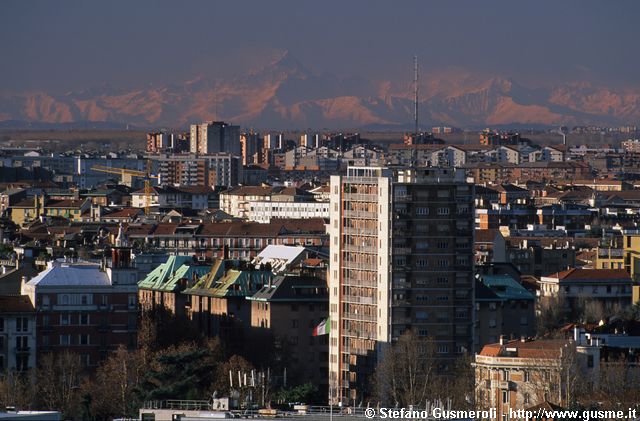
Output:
[{"xmin": 137, "ymin": 338, "xmax": 223, "ymax": 402}]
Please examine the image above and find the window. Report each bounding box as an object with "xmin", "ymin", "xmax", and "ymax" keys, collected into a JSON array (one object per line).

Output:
[
  {"xmin": 489, "ymin": 319, "xmax": 497, "ymax": 328},
  {"xmin": 60, "ymin": 294, "xmax": 69, "ymax": 305},
  {"xmin": 16, "ymin": 336, "xmax": 28, "ymax": 350},
  {"xmin": 502, "ymin": 370, "xmax": 509, "ymax": 381},
  {"xmin": 80, "ymin": 314, "xmax": 89, "ymax": 325},
  {"xmin": 524, "ymin": 371, "xmax": 530, "ymax": 382},
  {"xmin": 437, "ymin": 207, "xmax": 450, "ymax": 215},
  {"xmin": 128, "ymin": 295, "xmax": 137, "ymax": 308},
  {"xmin": 502, "ymin": 390, "xmax": 509, "ymax": 404},
  {"xmin": 437, "ymin": 345, "xmax": 449, "ymax": 354},
  {"xmin": 79, "ymin": 334, "xmax": 90, "ymax": 345},
  {"xmin": 60, "ymin": 334, "xmax": 71, "ymax": 346},
  {"xmin": 0, "ymin": 317, "xmax": 3, "ymax": 332},
  {"xmin": 587, "ymin": 355, "xmax": 594, "ymax": 368},
  {"xmin": 16, "ymin": 317, "xmax": 28, "ymax": 332},
  {"xmin": 415, "ymin": 207, "xmax": 429, "ymax": 215},
  {"xmin": 16, "ymin": 354, "xmax": 28, "ymax": 372},
  {"xmin": 437, "ymin": 259, "xmax": 450, "ymax": 268},
  {"xmin": 60, "ymin": 314, "xmax": 70, "ymax": 325},
  {"xmin": 81, "ymin": 354, "xmax": 91, "ymax": 367},
  {"xmin": 524, "ymin": 393, "xmax": 530, "ymax": 405},
  {"xmin": 291, "ymin": 319, "xmax": 299, "ymax": 328}
]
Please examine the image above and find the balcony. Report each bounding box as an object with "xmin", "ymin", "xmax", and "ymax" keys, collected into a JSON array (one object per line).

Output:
[
  {"xmin": 392, "ymin": 299, "xmax": 411, "ymax": 307},
  {"xmin": 53, "ymin": 304, "xmax": 97, "ymax": 312},
  {"xmin": 342, "ymin": 312, "xmax": 376, "ymax": 322},
  {"xmin": 15, "ymin": 346, "xmax": 30, "ymax": 353},
  {"xmin": 392, "ymin": 247, "xmax": 412, "ymax": 255},
  {"xmin": 393, "ymin": 195, "xmax": 413, "ymax": 203},
  {"xmin": 392, "ymin": 315, "xmax": 412, "ymax": 324},
  {"xmin": 342, "ymin": 294, "xmax": 377, "ymax": 305}
]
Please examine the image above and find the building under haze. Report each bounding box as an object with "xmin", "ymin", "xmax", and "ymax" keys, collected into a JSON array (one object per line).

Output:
[
  {"xmin": 328, "ymin": 166, "xmax": 475, "ymax": 404},
  {"xmin": 190, "ymin": 121, "xmax": 241, "ymax": 156}
]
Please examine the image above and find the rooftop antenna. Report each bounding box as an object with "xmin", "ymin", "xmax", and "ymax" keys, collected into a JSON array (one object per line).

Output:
[{"xmin": 414, "ymin": 55, "xmax": 419, "ymax": 134}]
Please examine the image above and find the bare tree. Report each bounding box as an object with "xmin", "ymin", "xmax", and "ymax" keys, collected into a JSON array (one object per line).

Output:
[
  {"xmin": 537, "ymin": 296, "xmax": 566, "ymax": 337},
  {"xmin": 84, "ymin": 345, "xmax": 146, "ymax": 419},
  {"xmin": 374, "ymin": 330, "xmax": 438, "ymax": 407},
  {"xmin": 592, "ymin": 358, "xmax": 640, "ymax": 410},
  {"xmin": 36, "ymin": 352, "xmax": 83, "ymax": 417},
  {"xmin": 0, "ymin": 370, "xmax": 35, "ymax": 409}
]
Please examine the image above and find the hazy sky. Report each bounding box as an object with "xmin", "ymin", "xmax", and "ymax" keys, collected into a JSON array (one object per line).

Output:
[{"xmin": 1, "ymin": 0, "xmax": 639, "ymax": 93}]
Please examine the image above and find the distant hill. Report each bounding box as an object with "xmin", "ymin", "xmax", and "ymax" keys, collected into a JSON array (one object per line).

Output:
[{"xmin": 1, "ymin": 52, "xmax": 639, "ymax": 130}]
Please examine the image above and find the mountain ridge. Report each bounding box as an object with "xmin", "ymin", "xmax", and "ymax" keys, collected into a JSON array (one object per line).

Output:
[{"xmin": 1, "ymin": 54, "xmax": 638, "ymax": 129}]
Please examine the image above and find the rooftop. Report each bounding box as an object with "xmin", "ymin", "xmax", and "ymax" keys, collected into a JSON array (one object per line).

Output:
[
  {"xmin": 477, "ymin": 274, "xmax": 535, "ymax": 301},
  {"xmin": 0, "ymin": 294, "xmax": 35, "ymax": 313},
  {"xmin": 478, "ymin": 339, "xmax": 570, "ymax": 359},
  {"xmin": 543, "ymin": 268, "xmax": 631, "ymax": 282},
  {"xmin": 26, "ymin": 261, "xmax": 110, "ymax": 287}
]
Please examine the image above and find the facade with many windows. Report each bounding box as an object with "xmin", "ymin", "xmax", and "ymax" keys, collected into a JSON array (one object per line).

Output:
[
  {"xmin": 328, "ymin": 166, "xmax": 475, "ymax": 404},
  {"xmin": 21, "ymin": 231, "xmax": 139, "ymax": 367},
  {"xmin": 0, "ymin": 295, "xmax": 36, "ymax": 372}
]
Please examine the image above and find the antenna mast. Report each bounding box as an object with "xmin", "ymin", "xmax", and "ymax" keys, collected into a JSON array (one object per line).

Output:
[{"xmin": 414, "ymin": 55, "xmax": 419, "ymax": 134}]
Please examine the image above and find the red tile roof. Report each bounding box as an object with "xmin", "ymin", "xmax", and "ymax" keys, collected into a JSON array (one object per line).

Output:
[
  {"xmin": 0, "ymin": 295, "xmax": 34, "ymax": 313},
  {"xmin": 546, "ymin": 268, "xmax": 630, "ymax": 281},
  {"xmin": 475, "ymin": 229, "xmax": 502, "ymax": 243},
  {"xmin": 104, "ymin": 208, "xmax": 142, "ymax": 218},
  {"xmin": 479, "ymin": 339, "xmax": 570, "ymax": 359}
]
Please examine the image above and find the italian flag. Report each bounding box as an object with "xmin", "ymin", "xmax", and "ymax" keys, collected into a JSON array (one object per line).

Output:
[{"xmin": 313, "ymin": 317, "xmax": 330, "ymax": 336}]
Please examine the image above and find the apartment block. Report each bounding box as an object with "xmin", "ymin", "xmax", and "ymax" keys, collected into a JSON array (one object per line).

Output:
[
  {"xmin": 0, "ymin": 295, "xmax": 36, "ymax": 372},
  {"xmin": 21, "ymin": 230, "xmax": 140, "ymax": 367},
  {"xmin": 328, "ymin": 166, "xmax": 475, "ymax": 404},
  {"xmin": 190, "ymin": 121, "xmax": 241, "ymax": 155}
]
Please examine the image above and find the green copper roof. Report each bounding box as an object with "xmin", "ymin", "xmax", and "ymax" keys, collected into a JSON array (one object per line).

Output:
[
  {"xmin": 477, "ymin": 274, "xmax": 535, "ymax": 301},
  {"xmin": 138, "ymin": 255, "xmax": 210, "ymax": 292},
  {"xmin": 183, "ymin": 259, "xmax": 272, "ymax": 298}
]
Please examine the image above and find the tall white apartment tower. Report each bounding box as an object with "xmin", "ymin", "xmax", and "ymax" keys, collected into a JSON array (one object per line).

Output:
[{"xmin": 328, "ymin": 166, "xmax": 475, "ymax": 404}]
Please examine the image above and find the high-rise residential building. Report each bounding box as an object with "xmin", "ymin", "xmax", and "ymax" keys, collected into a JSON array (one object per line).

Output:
[
  {"xmin": 146, "ymin": 132, "xmax": 174, "ymax": 153},
  {"xmin": 189, "ymin": 121, "xmax": 241, "ymax": 155},
  {"xmin": 328, "ymin": 166, "xmax": 475, "ymax": 404},
  {"xmin": 154, "ymin": 153, "xmax": 241, "ymax": 187},
  {"xmin": 301, "ymin": 133, "xmax": 320, "ymax": 149},
  {"xmin": 240, "ymin": 132, "xmax": 262, "ymax": 165},
  {"xmin": 263, "ymin": 133, "xmax": 283, "ymax": 150}
]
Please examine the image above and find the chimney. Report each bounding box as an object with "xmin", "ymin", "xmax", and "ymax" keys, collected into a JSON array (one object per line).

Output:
[
  {"xmin": 520, "ymin": 336, "xmax": 526, "ymax": 343},
  {"xmin": 499, "ymin": 335, "xmax": 505, "ymax": 345}
]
